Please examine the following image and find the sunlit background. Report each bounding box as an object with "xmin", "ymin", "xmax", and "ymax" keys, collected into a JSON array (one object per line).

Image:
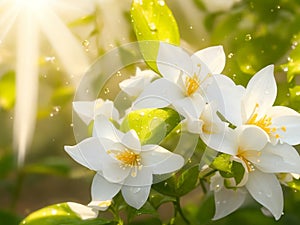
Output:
[{"xmin": 1, "ymin": 0, "xmax": 300, "ymax": 224}]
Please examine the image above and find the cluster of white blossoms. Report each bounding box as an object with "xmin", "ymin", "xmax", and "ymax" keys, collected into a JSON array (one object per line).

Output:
[{"xmin": 65, "ymin": 42, "xmax": 300, "ymax": 220}]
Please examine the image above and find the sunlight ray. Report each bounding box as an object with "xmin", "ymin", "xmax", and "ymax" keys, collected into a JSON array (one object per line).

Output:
[
  {"xmin": 37, "ymin": 6, "xmax": 90, "ymax": 84},
  {"xmin": 13, "ymin": 5, "xmax": 39, "ymax": 165}
]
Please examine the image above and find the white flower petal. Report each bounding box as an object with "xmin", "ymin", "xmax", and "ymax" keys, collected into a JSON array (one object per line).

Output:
[
  {"xmin": 119, "ymin": 68, "xmax": 158, "ymax": 97},
  {"xmin": 190, "ymin": 54, "xmax": 211, "ymax": 83},
  {"xmin": 64, "ymin": 137, "xmax": 108, "ymax": 171},
  {"xmin": 93, "ymin": 115, "xmax": 123, "ymax": 142},
  {"xmin": 201, "ymin": 127, "xmax": 237, "ymax": 155},
  {"xmin": 237, "ymin": 125, "xmax": 268, "ymax": 151},
  {"xmin": 94, "ymin": 99, "xmax": 119, "ymax": 121},
  {"xmin": 246, "ymin": 170, "xmax": 283, "ymax": 220},
  {"xmin": 213, "ymin": 187, "xmax": 247, "ymax": 220},
  {"xmin": 67, "ymin": 202, "xmax": 98, "ymax": 219},
  {"xmin": 206, "ymin": 74, "xmax": 245, "ymax": 126},
  {"xmin": 157, "ymin": 42, "xmax": 193, "ymax": 82},
  {"xmin": 123, "ymin": 166, "xmax": 153, "ymax": 186},
  {"xmin": 182, "ymin": 116, "xmax": 203, "ymax": 134},
  {"xmin": 251, "ymin": 143, "xmax": 300, "ymax": 174},
  {"xmin": 73, "ymin": 101, "xmax": 95, "ymax": 124},
  {"xmin": 102, "ymin": 162, "xmax": 130, "ymax": 184},
  {"xmin": 173, "ymin": 93, "xmax": 205, "ymax": 118},
  {"xmin": 121, "ymin": 185, "xmax": 151, "ymax": 209},
  {"xmin": 267, "ymin": 105, "xmax": 300, "ymax": 117},
  {"xmin": 242, "ymin": 65, "xmax": 276, "ymax": 121},
  {"xmin": 272, "ymin": 115, "xmax": 300, "ymax": 145},
  {"xmin": 91, "ymin": 173, "xmax": 122, "ymax": 202},
  {"xmin": 121, "ymin": 130, "xmax": 141, "ymax": 152},
  {"xmin": 142, "ymin": 145, "xmax": 184, "ymax": 174},
  {"xmin": 133, "ymin": 78, "xmax": 183, "ymax": 109},
  {"xmin": 193, "ymin": 46, "xmax": 226, "ymax": 74}
]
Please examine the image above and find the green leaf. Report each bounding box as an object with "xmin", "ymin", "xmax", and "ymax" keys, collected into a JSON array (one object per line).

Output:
[
  {"xmin": 120, "ymin": 108, "xmax": 181, "ymax": 145},
  {"xmin": 211, "ymin": 154, "xmax": 245, "ymax": 186},
  {"xmin": 153, "ymin": 165, "xmax": 200, "ymax": 197},
  {"xmin": 130, "ymin": 0, "xmax": 180, "ymax": 71},
  {"xmin": 127, "ymin": 201, "xmax": 158, "ymax": 222},
  {"xmin": 210, "ymin": 154, "xmax": 232, "ymax": 173},
  {"xmin": 230, "ymin": 160, "xmax": 246, "ymax": 185},
  {"xmin": 20, "ymin": 202, "xmax": 114, "ymax": 225},
  {"xmin": 148, "ymin": 190, "xmax": 175, "ymax": 209},
  {"xmin": 0, "ymin": 71, "xmax": 16, "ymax": 110}
]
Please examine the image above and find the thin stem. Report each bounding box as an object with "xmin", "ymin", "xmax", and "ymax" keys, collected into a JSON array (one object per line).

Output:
[
  {"xmin": 108, "ymin": 206, "xmax": 123, "ymax": 225},
  {"xmin": 10, "ymin": 169, "xmax": 24, "ymax": 211},
  {"xmin": 174, "ymin": 197, "xmax": 190, "ymax": 225}
]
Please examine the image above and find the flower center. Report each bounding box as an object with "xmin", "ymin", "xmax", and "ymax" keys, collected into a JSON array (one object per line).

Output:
[
  {"xmin": 246, "ymin": 103, "xmax": 285, "ymax": 139},
  {"xmin": 114, "ymin": 149, "xmax": 142, "ymax": 177},
  {"xmin": 185, "ymin": 74, "xmax": 200, "ymax": 96},
  {"xmin": 237, "ymin": 150, "xmax": 261, "ymax": 172}
]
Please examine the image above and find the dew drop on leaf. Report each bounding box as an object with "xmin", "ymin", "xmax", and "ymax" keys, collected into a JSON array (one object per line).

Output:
[
  {"xmin": 104, "ymin": 88, "xmax": 110, "ymax": 94},
  {"xmin": 158, "ymin": 0, "xmax": 165, "ymax": 6}
]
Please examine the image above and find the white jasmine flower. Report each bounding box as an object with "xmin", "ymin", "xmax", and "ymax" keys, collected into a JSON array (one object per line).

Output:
[
  {"xmin": 211, "ymin": 125, "xmax": 300, "ymax": 220},
  {"xmin": 217, "ymin": 65, "xmax": 300, "ymax": 145},
  {"xmin": 119, "ymin": 67, "xmax": 159, "ymax": 98},
  {"xmin": 65, "ymin": 115, "xmax": 184, "ymax": 209},
  {"xmin": 133, "ymin": 43, "xmax": 226, "ymax": 114},
  {"xmin": 180, "ymin": 100, "xmax": 232, "ymax": 152},
  {"xmin": 73, "ymin": 99, "xmax": 119, "ymax": 125}
]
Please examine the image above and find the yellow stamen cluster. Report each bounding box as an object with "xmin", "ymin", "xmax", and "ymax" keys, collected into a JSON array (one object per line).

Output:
[
  {"xmin": 114, "ymin": 149, "xmax": 142, "ymax": 177},
  {"xmin": 185, "ymin": 74, "xmax": 200, "ymax": 96},
  {"xmin": 246, "ymin": 103, "xmax": 286, "ymax": 139}
]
